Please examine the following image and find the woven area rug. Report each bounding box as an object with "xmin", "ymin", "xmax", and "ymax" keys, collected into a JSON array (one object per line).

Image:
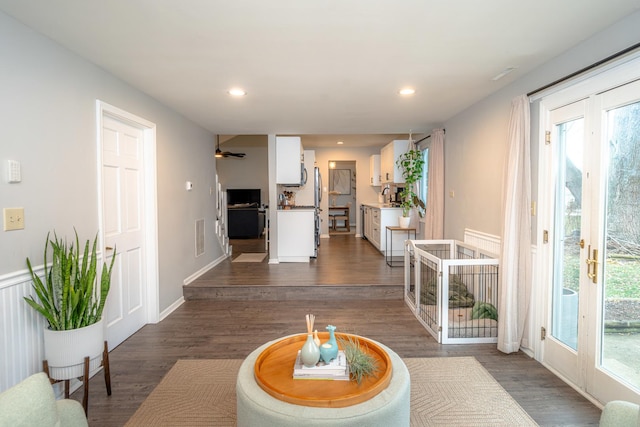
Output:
[
  {"xmin": 232, "ymin": 253, "xmax": 267, "ymax": 263},
  {"xmin": 125, "ymin": 357, "xmax": 537, "ymax": 426}
]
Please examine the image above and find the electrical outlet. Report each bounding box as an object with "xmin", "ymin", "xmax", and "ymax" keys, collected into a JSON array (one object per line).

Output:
[{"xmin": 3, "ymin": 207, "xmax": 25, "ymax": 231}]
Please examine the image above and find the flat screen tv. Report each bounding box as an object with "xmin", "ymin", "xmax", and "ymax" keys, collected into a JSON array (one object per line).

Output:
[{"xmin": 227, "ymin": 189, "xmax": 261, "ymax": 206}]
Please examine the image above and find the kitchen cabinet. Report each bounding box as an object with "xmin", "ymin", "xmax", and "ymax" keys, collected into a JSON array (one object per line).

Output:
[
  {"xmin": 277, "ymin": 209, "xmax": 315, "ymax": 262},
  {"xmin": 369, "ymin": 154, "xmax": 381, "ymax": 186},
  {"xmin": 380, "ymin": 140, "xmax": 409, "ymax": 184},
  {"xmin": 363, "ymin": 206, "xmax": 371, "ymax": 240},
  {"xmin": 276, "ymin": 136, "xmax": 305, "ymax": 185},
  {"xmin": 362, "ymin": 204, "xmax": 406, "ymax": 255},
  {"xmin": 370, "ymin": 207, "xmax": 381, "ymax": 249}
]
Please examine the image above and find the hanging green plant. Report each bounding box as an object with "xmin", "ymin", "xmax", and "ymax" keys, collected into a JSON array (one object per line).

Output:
[{"xmin": 396, "ymin": 148, "xmax": 425, "ymax": 217}]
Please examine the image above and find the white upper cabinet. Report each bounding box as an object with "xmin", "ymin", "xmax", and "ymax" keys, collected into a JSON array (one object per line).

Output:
[
  {"xmin": 369, "ymin": 154, "xmax": 381, "ymax": 186},
  {"xmin": 380, "ymin": 140, "xmax": 409, "ymax": 184},
  {"xmin": 276, "ymin": 136, "xmax": 304, "ymax": 185}
]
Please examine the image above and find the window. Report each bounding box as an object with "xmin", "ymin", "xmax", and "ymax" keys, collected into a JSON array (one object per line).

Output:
[{"xmin": 419, "ymin": 147, "xmax": 429, "ymax": 208}]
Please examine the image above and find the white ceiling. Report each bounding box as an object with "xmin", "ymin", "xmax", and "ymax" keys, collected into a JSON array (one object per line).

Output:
[{"xmin": 1, "ymin": 1, "xmax": 638, "ymax": 147}]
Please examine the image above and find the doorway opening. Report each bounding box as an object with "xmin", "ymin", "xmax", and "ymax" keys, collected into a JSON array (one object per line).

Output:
[{"xmin": 328, "ymin": 160, "xmax": 356, "ymax": 235}]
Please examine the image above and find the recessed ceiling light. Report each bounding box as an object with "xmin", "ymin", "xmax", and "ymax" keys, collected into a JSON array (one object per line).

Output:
[
  {"xmin": 228, "ymin": 88, "xmax": 246, "ymax": 96},
  {"xmin": 337, "ymin": 141, "xmax": 344, "ymax": 145},
  {"xmin": 399, "ymin": 88, "xmax": 416, "ymax": 96}
]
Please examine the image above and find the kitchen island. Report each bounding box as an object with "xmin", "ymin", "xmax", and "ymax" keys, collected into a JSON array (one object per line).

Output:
[{"xmin": 362, "ymin": 204, "xmax": 410, "ymax": 256}]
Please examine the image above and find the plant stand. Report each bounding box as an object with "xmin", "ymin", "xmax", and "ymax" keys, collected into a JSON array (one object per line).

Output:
[
  {"xmin": 386, "ymin": 226, "xmax": 416, "ymax": 267},
  {"xmin": 43, "ymin": 340, "xmax": 112, "ymax": 415}
]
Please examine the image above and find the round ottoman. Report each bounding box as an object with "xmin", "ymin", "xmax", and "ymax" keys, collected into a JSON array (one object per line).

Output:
[{"xmin": 236, "ymin": 336, "xmax": 410, "ymax": 427}]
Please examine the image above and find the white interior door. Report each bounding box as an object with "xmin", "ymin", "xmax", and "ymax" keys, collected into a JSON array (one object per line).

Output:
[
  {"xmin": 541, "ymin": 78, "xmax": 640, "ymax": 405},
  {"xmin": 100, "ymin": 113, "xmax": 149, "ymax": 349}
]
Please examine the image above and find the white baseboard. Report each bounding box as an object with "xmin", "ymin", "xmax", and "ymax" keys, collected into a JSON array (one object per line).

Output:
[
  {"xmin": 159, "ymin": 297, "xmax": 185, "ymax": 322},
  {"xmin": 183, "ymin": 254, "xmax": 228, "ymax": 285}
]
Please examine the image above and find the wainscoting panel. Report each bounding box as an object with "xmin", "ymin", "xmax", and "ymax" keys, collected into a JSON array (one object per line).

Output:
[
  {"xmin": 0, "ymin": 269, "xmax": 47, "ymax": 392},
  {"xmin": 464, "ymin": 228, "xmax": 501, "ymax": 255}
]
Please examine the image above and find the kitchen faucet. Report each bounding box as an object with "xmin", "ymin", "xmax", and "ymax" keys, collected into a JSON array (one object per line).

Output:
[{"xmin": 381, "ymin": 185, "xmax": 390, "ymax": 204}]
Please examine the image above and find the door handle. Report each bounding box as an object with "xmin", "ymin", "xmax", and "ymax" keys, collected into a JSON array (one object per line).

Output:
[
  {"xmin": 105, "ymin": 246, "xmax": 114, "ymax": 251},
  {"xmin": 585, "ymin": 244, "xmax": 598, "ymax": 284}
]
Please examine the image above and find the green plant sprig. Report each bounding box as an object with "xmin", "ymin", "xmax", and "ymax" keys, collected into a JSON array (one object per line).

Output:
[
  {"xmin": 24, "ymin": 230, "xmax": 116, "ymax": 331},
  {"xmin": 337, "ymin": 334, "xmax": 380, "ymax": 385}
]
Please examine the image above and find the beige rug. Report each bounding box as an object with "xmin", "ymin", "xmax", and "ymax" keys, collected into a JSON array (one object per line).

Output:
[
  {"xmin": 126, "ymin": 357, "xmax": 537, "ymax": 426},
  {"xmin": 232, "ymin": 253, "xmax": 267, "ymax": 263}
]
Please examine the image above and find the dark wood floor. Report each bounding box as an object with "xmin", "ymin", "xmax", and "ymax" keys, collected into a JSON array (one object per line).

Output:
[
  {"xmin": 76, "ymin": 235, "xmax": 603, "ymax": 426},
  {"xmin": 191, "ymin": 234, "xmax": 402, "ymax": 286}
]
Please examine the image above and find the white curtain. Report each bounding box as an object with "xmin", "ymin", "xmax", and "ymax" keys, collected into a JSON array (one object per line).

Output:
[
  {"xmin": 497, "ymin": 95, "xmax": 532, "ymax": 354},
  {"xmin": 424, "ymin": 129, "xmax": 444, "ymax": 239}
]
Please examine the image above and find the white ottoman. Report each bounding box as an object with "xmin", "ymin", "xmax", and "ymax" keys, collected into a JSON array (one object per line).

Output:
[{"xmin": 236, "ymin": 336, "xmax": 410, "ymax": 427}]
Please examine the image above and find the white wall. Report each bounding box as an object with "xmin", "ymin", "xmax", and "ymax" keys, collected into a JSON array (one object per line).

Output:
[
  {"xmin": 442, "ymin": 10, "xmax": 640, "ymax": 241},
  {"xmin": 0, "ymin": 11, "xmax": 223, "ymax": 312}
]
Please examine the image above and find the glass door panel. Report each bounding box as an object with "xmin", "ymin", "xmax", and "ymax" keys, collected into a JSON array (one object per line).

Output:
[
  {"xmin": 552, "ymin": 117, "xmax": 584, "ymax": 351},
  {"xmin": 543, "ymin": 99, "xmax": 587, "ymax": 387},
  {"xmin": 600, "ymin": 98, "xmax": 640, "ymax": 392}
]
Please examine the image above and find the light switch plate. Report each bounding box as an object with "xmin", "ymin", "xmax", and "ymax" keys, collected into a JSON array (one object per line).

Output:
[
  {"xmin": 3, "ymin": 207, "xmax": 25, "ymax": 231},
  {"xmin": 7, "ymin": 160, "xmax": 21, "ymax": 183}
]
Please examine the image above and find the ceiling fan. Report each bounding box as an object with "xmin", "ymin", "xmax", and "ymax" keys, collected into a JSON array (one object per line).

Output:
[{"xmin": 215, "ymin": 135, "xmax": 246, "ymax": 158}]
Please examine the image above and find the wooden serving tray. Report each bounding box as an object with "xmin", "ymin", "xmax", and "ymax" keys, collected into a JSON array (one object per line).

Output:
[{"xmin": 254, "ymin": 332, "xmax": 392, "ymax": 408}]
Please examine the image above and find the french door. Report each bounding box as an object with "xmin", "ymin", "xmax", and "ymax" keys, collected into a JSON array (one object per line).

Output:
[{"xmin": 541, "ymin": 77, "xmax": 640, "ymax": 404}]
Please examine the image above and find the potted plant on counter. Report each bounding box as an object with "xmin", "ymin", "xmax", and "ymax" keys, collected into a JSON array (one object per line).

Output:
[
  {"xmin": 396, "ymin": 146, "xmax": 425, "ymax": 228},
  {"xmin": 25, "ymin": 230, "xmax": 116, "ymax": 380}
]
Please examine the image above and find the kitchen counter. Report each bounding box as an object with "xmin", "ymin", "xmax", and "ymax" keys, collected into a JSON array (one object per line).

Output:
[
  {"xmin": 362, "ymin": 203, "xmax": 402, "ymax": 210},
  {"xmin": 277, "ymin": 206, "xmax": 315, "ymax": 211},
  {"xmin": 362, "ymin": 204, "xmax": 409, "ymax": 256}
]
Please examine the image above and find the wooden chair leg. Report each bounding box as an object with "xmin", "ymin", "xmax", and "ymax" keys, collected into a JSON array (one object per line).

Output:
[
  {"xmin": 102, "ymin": 341, "xmax": 112, "ymax": 395},
  {"xmin": 82, "ymin": 356, "xmax": 90, "ymax": 415}
]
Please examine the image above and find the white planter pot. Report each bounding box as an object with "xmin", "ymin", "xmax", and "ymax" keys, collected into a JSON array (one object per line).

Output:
[
  {"xmin": 398, "ymin": 216, "xmax": 411, "ymax": 228},
  {"xmin": 43, "ymin": 318, "xmax": 105, "ymax": 380}
]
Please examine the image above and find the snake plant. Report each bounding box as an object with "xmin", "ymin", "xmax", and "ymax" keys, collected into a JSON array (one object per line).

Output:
[{"xmin": 24, "ymin": 231, "xmax": 116, "ymax": 331}]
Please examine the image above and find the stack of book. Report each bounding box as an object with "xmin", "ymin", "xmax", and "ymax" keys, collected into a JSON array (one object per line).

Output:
[{"xmin": 293, "ymin": 350, "xmax": 349, "ymax": 380}]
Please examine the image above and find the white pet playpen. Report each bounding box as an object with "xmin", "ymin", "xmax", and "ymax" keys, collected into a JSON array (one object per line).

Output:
[{"xmin": 404, "ymin": 240, "xmax": 500, "ymax": 344}]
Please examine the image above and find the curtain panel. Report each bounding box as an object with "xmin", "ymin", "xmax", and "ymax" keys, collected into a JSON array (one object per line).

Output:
[
  {"xmin": 424, "ymin": 129, "xmax": 444, "ymax": 239},
  {"xmin": 497, "ymin": 95, "xmax": 533, "ymax": 354}
]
